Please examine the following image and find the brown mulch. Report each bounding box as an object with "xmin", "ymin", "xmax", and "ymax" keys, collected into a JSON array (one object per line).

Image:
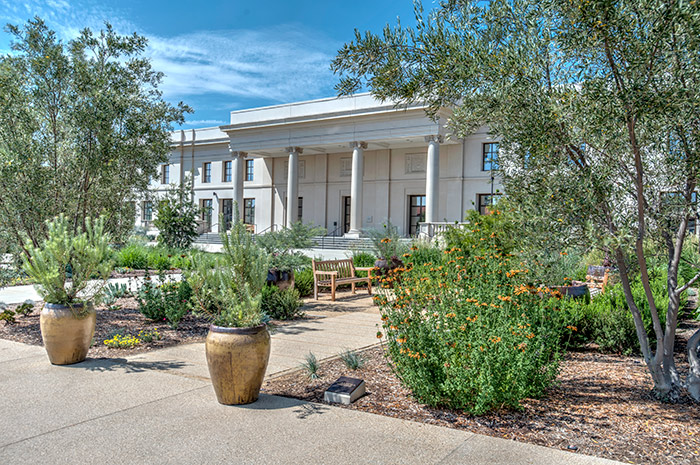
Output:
[
  {"xmin": 263, "ymin": 344, "xmax": 700, "ymax": 465},
  {"xmin": 0, "ymin": 297, "xmax": 329, "ymax": 357},
  {"xmin": 0, "ymin": 298, "xmax": 210, "ymax": 357}
]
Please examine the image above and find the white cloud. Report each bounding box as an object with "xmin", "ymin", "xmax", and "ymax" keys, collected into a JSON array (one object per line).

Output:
[{"xmin": 1, "ymin": 1, "xmax": 338, "ymax": 104}]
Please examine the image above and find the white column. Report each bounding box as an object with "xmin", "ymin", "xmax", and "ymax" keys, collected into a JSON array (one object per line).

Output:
[
  {"xmin": 425, "ymin": 135, "xmax": 442, "ymax": 224},
  {"xmin": 346, "ymin": 141, "xmax": 367, "ymax": 238},
  {"xmin": 231, "ymin": 149, "xmax": 246, "ymax": 221},
  {"xmin": 285, "ymin": 147, "xmax": 302, "ymax": 227}
]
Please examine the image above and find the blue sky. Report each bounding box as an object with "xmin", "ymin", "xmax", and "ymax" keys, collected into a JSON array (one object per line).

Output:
[{"xmin": 0, "ymin": 0, "xmax": 420, "ymax": 129}]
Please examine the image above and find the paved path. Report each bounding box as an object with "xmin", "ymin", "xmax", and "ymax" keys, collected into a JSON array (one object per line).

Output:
[{"xmin": 0, "ymin": 309, "xmax": 622, "ymax": 464}]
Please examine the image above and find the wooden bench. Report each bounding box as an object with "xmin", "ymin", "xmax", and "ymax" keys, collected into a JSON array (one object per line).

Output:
[{"xmin": 312, "ymin": 258, "xmax": 373, "ymax": 301}]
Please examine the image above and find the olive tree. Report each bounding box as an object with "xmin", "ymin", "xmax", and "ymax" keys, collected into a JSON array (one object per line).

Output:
[
  {"xmin": 0, "ymin": 18, "xmax": 189, "ymax": 257},
  {"xmin": 332, "ymin": 0, "xmax": 700, "ymax": 401}
]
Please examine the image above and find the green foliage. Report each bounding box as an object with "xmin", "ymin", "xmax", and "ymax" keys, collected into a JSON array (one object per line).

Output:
[
  {"xmin": 21, "ymin": 215, "xmax": 113, "ymax": 309},
  {"xmin": 256, "ymin": 222, "xmax": 325, "ymax": 272},
  {"xmin": 260, "ymin": 285, "xmax": 304, "ymax": 320},
  {"xmin": 136, "ymin": 271, "xmax": 192, "ymax": 328},
  {"xmin": 340, "ymin": 349, "xmax": 365, "ymax": 370},
  {"xmin": 559, "ymin": 267, "xmax": 677, "ymax": 355},
  {"xmin": 154, "ymin": 178, "xmax": 200, "ymax": 249},
  {"xmin": 366, "ymin": 222, "xmax": 408, "ymax": 260},
  {"xmin": 376, "ymin": 211, "xmax": 563, "ymax": 414},
  {"xmin": 138, "ymin": 329, "xmax": 161, "ymax": 343},
  {"xmin": 115, "ymin": 244, "xmax": 149, "ymax": 270},
  {"xmin": 0, "ymin": 18, "xmax": 189, "ymax": 255},
  {"xmin": 294, "ymin": 268, "xmax": 314, "ymax": 297},
  {"xmin": 101, "ymin": 283, "xmax": 130, "ymax": 307},
  {"xmin": 0, "ymin": 308, "xmax": 16, "ymax": 324},
  {"xmin": 14, "ymin": 300, "xmax": 34, "ymax": 316},
  {"xmin": 300, "ymin": 352, "xmax": 320, "ymax": 380},
  {"xmin": 147, "ymin": 249, "xmax": 172, "ymax": 271},
  {"xmin": 403, "ymin": 242, "xmax": 443, "ymax": 267},
  {"xmin": 187, "ymin": 214, "xmax": 269, "ymax": 328}
]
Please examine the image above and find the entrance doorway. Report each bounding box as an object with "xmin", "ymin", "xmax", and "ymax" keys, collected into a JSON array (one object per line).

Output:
[
  {"xmin": 408, "ymin": 195, "xmax": 426, "ymax": 236},
  {"xmin": 221, "ymin": 199, "xmax": 233, "ymax": 231},
  {"xmin": 343, "ymin": 196, "xmax": 351, "ymax": 234}
]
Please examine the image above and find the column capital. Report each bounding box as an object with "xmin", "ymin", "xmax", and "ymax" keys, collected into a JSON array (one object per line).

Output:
[
  {"xmin": 230, "ymin": 150, "xmax": 248, "ymax": 158},
  {"xmin": 349, "ymin": 141, "xmax": 368, "ymax": 150},
  {"xmin": 285, "ymin": 146, "xmax": 303, "ymax": 155},
  {"xmin": 424, "ymin": 135, "xmax": 444, "ymax": 144}
]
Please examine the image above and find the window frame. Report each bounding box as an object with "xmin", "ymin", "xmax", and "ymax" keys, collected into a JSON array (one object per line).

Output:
[
  {"xmin": 482, "ymin": 142, "xmax": 499, "ymax": 172},
  {"xmin": 202, "ymin": 162, "xmax": 212, "ymax": 183},
  {"xmin": 245, "ymin": 159, "xmax": 254, "ymax": 182},
  {"xmin": 243, "ymin": 198, "xmax": 255, "ymax": 225},
  {"xmin": 223, "ymin": 160, "xmax": 232, "ymax": 182},
  {"xmin": 161, "ymin": 164, "xmax": 170, "ymax": 184},
  {"xmin": 477, "ymin": 193, "xmax": 502, "ymax": 215}
]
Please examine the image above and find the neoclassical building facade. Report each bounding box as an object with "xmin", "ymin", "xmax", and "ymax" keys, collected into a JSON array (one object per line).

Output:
[{"xmin": 137, "ymin": 94, "xmax": 501, "ymax": 238}]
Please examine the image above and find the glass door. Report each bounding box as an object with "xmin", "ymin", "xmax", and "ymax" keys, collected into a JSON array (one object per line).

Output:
[
  {"xmin": 408, "ymin": 195, "xmax": 426, "ymax": 236},
  {"xmin": 343, "ymin": 196, "xmax": 351, "ymax": 234}
]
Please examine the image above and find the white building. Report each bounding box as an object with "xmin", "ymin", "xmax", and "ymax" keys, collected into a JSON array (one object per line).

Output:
[{"xmin": 137, "ymin": 94, "xmax": 501, "ymax": 238}]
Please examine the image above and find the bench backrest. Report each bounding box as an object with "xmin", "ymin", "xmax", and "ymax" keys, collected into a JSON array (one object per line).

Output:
[{"xmin": 312, "ymin": 258, "xmax": 357, "ymax": 279}]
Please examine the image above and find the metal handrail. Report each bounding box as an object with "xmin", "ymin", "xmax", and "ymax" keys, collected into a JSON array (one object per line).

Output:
[
  {"xmin": 255, "ymin": 223, "xmax": 282, "ymax": 236},
  {"xmin": 318, "ymin": 225, "xmax": 344, "ymax": 249}
]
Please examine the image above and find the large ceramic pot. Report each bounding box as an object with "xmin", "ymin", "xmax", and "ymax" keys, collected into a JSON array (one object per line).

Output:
[
  {"xmin": 205, "ymin": 324, "xmax": 271, "ymax": 405},
  {"xmin": 40, "ymin": 303, "xmax": 96, "ymax": 365}
]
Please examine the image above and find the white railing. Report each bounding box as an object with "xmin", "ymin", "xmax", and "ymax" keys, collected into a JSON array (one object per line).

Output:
[{"xmin": 418, "ymin": 222, "xmax": 469, "ymax": 238}]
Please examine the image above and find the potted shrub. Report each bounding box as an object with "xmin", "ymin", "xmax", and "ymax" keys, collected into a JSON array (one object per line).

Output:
[
  {"xmin": 21, "ymin": 215, "xmax": 112, "ymax": 365},
  {"xmin": 187, "ymin": 215, "xmax": 271, "ymax": 405},
  {"xmin": 257, "ymin": 222, "xmax": 325, "ymax": 290}
]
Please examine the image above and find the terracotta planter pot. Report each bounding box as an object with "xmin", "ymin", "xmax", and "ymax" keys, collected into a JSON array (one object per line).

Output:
[
  {"xmin": 40, "ymin": 303, "xmax": 96, "ymax": 365},
  {"xmin": 205, "ymin": 324, "xmax": 271, "ymax": 405}
]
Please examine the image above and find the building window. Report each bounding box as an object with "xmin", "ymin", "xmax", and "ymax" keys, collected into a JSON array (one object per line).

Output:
[
  {"xmin": 202, "ymin": 162, "xmax": 211, "ymax": 183},
  {"xmin": 298, "ymin": 197, "xmax": 303, "ymax": 222},
  {"xmin": 408, "ymin": 195, "xmax": 426, "ymax": 236},
  {"xmin": 246, "ymin": 159, "xmax": 254, "ymax": 181},
  {"xmin": 482, "ymin": 143, "xmax": 499, "ymax": 171},
  {"xmin": 478, "ymin": 193, "xmax": 502, "ymax": 215},
  {"xmin": 244, "ymin": 198, "xmax": 255, "ymax": 225},
  {"xmin": 201, "ymin": 199, "xmax": 212, "ymax": 232},
  {"xmin": 142, "ymin": 201, "xmax": 153, "ymax": 222},
  {"xmin": 223, "ymin": 161, "xmax": 232, "ymax": 182},
  {"xmin": 161, "ymin": 165, "xmax": 170, "ymax": 184}
]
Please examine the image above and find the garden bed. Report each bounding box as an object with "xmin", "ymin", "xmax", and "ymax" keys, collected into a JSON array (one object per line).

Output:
[
  {"xmin": 262, "ymin": 341, "xmax": 700, "ymax": 465},
  {"xmin": 0, "ymin": 298, "xmax": 317, "ymax": 357}
]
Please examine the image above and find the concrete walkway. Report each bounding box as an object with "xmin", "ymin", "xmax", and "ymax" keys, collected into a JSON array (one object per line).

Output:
[{"xmin": 0, "ymin": 311, "xmax": 622, "ymax": 464}]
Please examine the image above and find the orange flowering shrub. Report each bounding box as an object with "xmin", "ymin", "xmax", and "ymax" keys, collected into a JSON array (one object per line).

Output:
[{"xmin": 377, "ymin": 210, "xmax": 564, "ymax": 414}]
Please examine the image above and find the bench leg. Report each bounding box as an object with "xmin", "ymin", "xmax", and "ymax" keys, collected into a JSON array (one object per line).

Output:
[
  {"xmin": 331, "ymin": 276, "xmax": 336, "ymax": 301},
  {"xmin": 314, "ymin": 280, "xmax": 318, "ymax": 300},
  {"xmin": 367, "ymin": 278, "xmax": 372, "ymax": 296},
  {"xmin": 351, "ymin": 282, "xmax": 356, "ymax": 294}
]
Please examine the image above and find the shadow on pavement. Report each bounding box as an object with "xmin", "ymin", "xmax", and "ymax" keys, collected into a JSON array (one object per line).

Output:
[{"xmin": 65, "ymin": 357, "xmax": 189, "ymax": 373}]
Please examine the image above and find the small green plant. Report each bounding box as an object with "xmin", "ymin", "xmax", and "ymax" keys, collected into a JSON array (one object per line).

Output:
[
  {"xmin": 367, "ymin": 222, "xmax": 408, "ymax": 260},
  {"xmin": 21, "ymin": 215, "xmax": 113, "ymax": 312},
  {"xmin": 294, "ymin": 268, "xmax": 314, "ymax": 297},
  {"xmin": 256, "ymin": 222, "xmax": 325, "ymax": 272},
  {"xmin": 260, "ymin": 285, "xmax": 304, "ymax": 320},
  {"xmin": 0, "ymin": 308, "xmax": 16, "ymax": 324},
  {"xmin": 300, "ymin": 352, "xmax": 320, "ymax": 380},
  {"xmin": 138, "ymin": 329, "xmax": 161, "ymax": 343},
  {"xmin": 103, "ymin": 333, "xmax": 141, "ymax": 348},
  {"xmin": 102, "ymin": 283, "xmax": 131, "ymax": 306},
  {"xmin": 115, "ymin": 243, "xmax": 149, "ymax": 269},
  {"xmin": 14, "ymin": 300, "xmax": 34, "ymax": 316},
  {"xmin": 340, "ymin": 349, "xmax": 365, "ymax": 370},
  {"xmin": 136, "ymin": 271, "xmax": 192, "ymax": 328}
]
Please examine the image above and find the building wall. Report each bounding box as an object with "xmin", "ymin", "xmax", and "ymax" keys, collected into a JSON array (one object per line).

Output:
[{"xmin": 138, "ymin": 131, "xmax": 502, "ymax": 237}]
